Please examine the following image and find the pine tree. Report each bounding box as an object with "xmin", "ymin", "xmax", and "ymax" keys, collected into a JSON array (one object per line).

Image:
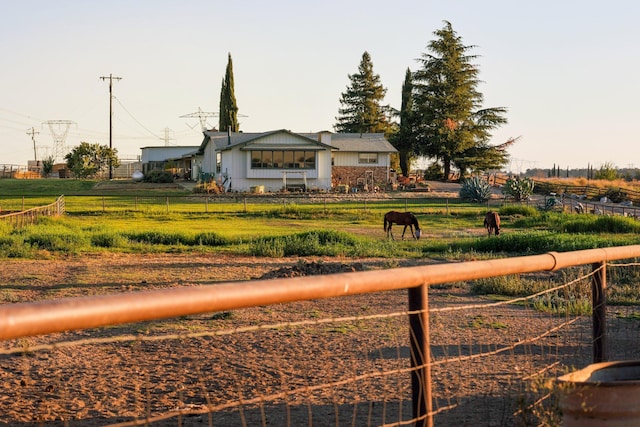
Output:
[
  {"xmin": 219, "ymin": 53, "xmax": 239, "ymax": 133},
  {"xmin": 334, "ymin": 51, "xmax": 392, "ymax": 134},
  {"xmin": 411, "ymin": 21, "xmax": 509, "ymax": 180}
]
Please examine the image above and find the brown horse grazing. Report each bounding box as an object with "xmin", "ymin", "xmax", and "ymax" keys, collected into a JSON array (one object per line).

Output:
[
  {"xmin": 384, "ymin": 211, "xmax": 421, "ymax": 240},
  {"xmin": 484, "ymin": 211, "xmax": 501, "ymax": 236}
]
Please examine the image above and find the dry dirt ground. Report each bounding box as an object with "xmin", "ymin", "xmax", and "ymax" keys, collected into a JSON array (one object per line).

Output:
[
  {"xmin": 0, "ymin": 253, "xmax": 599, "ymax": 426},
  {"xmin": 0, "ymin": 183, "xmax": 595, "ymax": 426}
]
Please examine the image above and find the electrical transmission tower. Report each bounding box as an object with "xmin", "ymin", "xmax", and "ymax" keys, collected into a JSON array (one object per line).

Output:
[
  {"xmin": 26, "ymin": 127, "xmax": 39, "ymax": 161},
  {"xmin": 162, "ymin": 127, "xmax": 175, "ymax": 146},
  {"xmin": 43, "ymin": 120, "xmax": 76, "ymax": 162},
  {"xmin": 180, "ymin": 107, "xmax": 218, "ymax": 132}
]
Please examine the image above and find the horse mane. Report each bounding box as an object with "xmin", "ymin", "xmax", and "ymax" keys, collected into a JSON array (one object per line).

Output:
[{"xmin": 411, "ymin": 213, "xmax": 420, "ymax": 230}]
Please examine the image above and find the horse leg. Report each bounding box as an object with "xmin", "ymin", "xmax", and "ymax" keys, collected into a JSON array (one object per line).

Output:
[
  {"xmin": 402, "ymin": 225, "xmax": 408, "ymax": 240},
  {"xmin": 389, "ymin": 224, "xmax": 394, "ymax": 240},
  {"xmin": 409, "ymin": 225, "xmax": 416, "ymax": 239}
]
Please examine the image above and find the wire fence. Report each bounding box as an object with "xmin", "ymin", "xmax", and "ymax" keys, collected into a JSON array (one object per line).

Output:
[
  {"xmin": 1, "ymin": 248, "xmax": 640, "ymax": 425},
  {"xmin": 0, "ymin": 195, "xmax": 65, "ymax": 227}
]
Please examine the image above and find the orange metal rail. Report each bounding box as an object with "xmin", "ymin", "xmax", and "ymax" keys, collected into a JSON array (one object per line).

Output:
[{"xmin": 1, "ymin": 245, "xmax": 640, "ymax": 341}]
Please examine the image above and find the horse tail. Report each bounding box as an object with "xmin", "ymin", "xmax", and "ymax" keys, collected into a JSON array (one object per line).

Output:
[{"xmin": 383, "ymin": 214, "xmax": 389, "ymax": 232}]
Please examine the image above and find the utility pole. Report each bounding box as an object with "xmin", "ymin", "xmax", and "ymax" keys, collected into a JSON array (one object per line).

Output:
[
  {"xmin": 100, "ymin": 73, "xmax": 122, "ymax": 179},
  {"xmin": 26, "ymin": 127, "xmax": 39, "ymax": 162}
]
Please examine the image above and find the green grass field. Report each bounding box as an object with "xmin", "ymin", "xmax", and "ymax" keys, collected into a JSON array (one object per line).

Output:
[
  {"xmin": 3, "ymin": 178, "xmax": 640, "ymax": 309},
  {"xmin": 1, "ymin": 178, "xmax": 640, "ymax": 260}
]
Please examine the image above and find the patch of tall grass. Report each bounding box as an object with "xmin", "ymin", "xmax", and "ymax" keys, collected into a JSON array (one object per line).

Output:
[
  {"xmin": 430, "ymin": 231, "xmax": 640, "ymax": 256},
  {"xmin": 249, "ymin": 229, "xmax": 398, "ymax": 257},
  {"xmin": 561, "ymin": 215, "xmax": 640, "ymax": 234},
  {"xmin": 499, "ymin": 204, "xmax": 539, "ymax": 217}
]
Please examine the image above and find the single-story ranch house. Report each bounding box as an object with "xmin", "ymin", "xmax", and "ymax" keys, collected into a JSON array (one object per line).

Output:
[{"xmin": 140, "ymin": 130, "xmax": 397, "ymax": 193}]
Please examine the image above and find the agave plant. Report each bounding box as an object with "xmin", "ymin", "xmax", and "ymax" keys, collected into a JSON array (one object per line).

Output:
[
  {"xmin": 459, "ymin": 176, "xmax": 492, "ymax": 202},
  {"xmin": 502, "ymin": 177, "xmax": 535, "ymax": 201}
]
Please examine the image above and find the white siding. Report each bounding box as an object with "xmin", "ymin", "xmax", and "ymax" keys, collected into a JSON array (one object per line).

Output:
[
  {"xmin": 332, "ymin": 152, "xmax": 391, "ymax": 167},
  {"xmin": 140, "ymin": 146, "xmax": 198, "ymax": 163}
]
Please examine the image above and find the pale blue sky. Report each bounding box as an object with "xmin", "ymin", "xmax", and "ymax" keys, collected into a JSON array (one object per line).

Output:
[{"xmin": 1, "ymin": 0, "xmax": 638, "ymax": 172}]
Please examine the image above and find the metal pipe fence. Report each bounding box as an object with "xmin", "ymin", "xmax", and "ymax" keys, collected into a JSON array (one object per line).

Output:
[{"xmin": 1, "ymin": 245, "xmax": 640, "ymax": 425}]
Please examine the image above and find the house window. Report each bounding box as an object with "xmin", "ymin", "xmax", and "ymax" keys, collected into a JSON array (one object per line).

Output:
[
  {"xmin": 250, "ymin": 150, "xmax": 316, "ymax": 169},
  {"xmin": 358, "ymin": 152, "xmax": 378, "ymax": 164},
  {"xmin": 216, "ymin": 152, "xmax": 221, "ymax": 173}
]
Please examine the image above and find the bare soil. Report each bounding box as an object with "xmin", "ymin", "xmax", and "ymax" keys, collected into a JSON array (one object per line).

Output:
[{"xmin": 0, "ymin": 253, "xmax": 598, "ymax": 426}]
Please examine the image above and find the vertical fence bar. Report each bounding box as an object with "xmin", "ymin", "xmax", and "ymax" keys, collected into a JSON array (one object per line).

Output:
[
  {"xmin": 408, "ymin": 284, "xmax": 433, "ymax": 427},
  {"xmin": 592, "ymin": 261, "xmax": 607, "ymax": 363},
  {"xmin": 22, "ymin": 196, "xmax": 25, "ymax": 211},
  {"xmin": 244, "ymin": 197, "xmax": 247, "ymax": 213},
  {"xmin": 166, "ymin": 197, "xmax": 170, "ymax": 214}
]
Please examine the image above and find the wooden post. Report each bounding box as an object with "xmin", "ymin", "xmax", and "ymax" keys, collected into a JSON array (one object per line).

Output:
[
  {"xmin": 166, "ymin": 196, "xmax": 170, "ymax": 214},
  {"xmin": 592, "ymin": 261, "xmax": 607, "ymax": 363},
  {"xmin": 408, "ymin": 284, "xmax": 433, "ymax": 427}
]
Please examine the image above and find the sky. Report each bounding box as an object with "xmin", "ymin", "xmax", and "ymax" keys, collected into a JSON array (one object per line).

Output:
[{"xmin": 1, "ymin": 1, "xmax": 639, "ymax": 173}]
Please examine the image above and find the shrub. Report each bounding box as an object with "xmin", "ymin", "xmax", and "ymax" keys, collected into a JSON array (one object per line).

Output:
[
  {"xmin": 502, "ymin": 177, "xmax": 535, "ymax": 201},
  {"xmin": 602, "ymin": 187, "xmax": 627, "ymax": 203},
  {"xmin": 459, "ymin": 176, "xmax": 492, "ymax": 203},
  {"xmin": 144, "ymin": 170, "xmax": 174, "ymax": 183}
]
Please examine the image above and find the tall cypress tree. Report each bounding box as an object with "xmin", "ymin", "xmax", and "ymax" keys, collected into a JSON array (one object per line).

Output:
[
  {"xmin": 334, "ymin": 51, "xmax": 391, "ymax": 134},
  {"xmin": 389, "ymin": 68, "xmax": 416, "ymax": 176},
  {"xmin": 219, "ymin": 53, "xmax": 239, "ymax": 133},
  {"xmin": 411, "ymin": 21, "xmax": 508, "ymax": 180}
]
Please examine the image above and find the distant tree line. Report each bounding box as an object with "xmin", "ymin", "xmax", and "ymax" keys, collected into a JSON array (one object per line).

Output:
[{"xmin": 522, "ymin": 163, "xmax": 640, "ymax": 182}]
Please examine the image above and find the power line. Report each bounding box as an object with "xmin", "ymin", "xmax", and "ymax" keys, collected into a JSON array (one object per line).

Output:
[{"xmin": 113, "ymin": 96, "xmax": 162, "ymax": 139}]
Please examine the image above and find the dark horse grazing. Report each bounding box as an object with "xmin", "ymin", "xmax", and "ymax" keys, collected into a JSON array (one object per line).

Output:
[
  {"xmin": 384, "ymin": 211, "xmax": 421, "ymax": 240},
  {"xmin": 484, "ymin": 211, "xmax": 501, "ymax": 236}
]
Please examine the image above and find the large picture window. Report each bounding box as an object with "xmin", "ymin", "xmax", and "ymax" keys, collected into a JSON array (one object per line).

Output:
[
  {"xmin": 251, "ymin": 150, "xmax": 316, "ymax": 169},
  {"xmin": 358, "ymin": 152, "xmax": 378, "ymax": 164}
]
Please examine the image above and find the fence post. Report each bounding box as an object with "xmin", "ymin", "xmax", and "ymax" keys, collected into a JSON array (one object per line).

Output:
[
  {"xmin": 405, "ymin": 198, "xmax": 408, "ymax": 212},
  {"xmin": 166, "ymin": 196, "xmax": 170, "ymax": 214},
  {"xmin": 205, "ymin": 196, "xmax": 209, "ymax": 213},
  {"xmin": 408, "ymin": 284, "xmax": 433, "ymax": 427},
  {"xmin": 102, "ymin": 196, "xmax": 105, "ymax": 212},
  {"xmin": 244, "ymin": 197, "xmax": 247, "ymax": 213},
  {"xmin": 592, "ymin": 261, "xmax": 607, "ymax": 363},
  {"xmin": 22, "ymin": 196, "xmax": 25, "ymax": 211}
]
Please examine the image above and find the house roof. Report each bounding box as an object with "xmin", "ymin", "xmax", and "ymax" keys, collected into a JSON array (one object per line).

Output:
[
  {"xmin": 308, "ymin": 133, "xmax": 397, "ymax": 153},
  {"xmin": 199, "ymin": 129, "xmax": 336, "ymax": 153}
]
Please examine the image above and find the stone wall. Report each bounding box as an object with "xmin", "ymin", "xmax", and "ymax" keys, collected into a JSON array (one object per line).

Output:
[{"xmin": 331, "ymin": 166, "xmax": 389, "ymax": 189}]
